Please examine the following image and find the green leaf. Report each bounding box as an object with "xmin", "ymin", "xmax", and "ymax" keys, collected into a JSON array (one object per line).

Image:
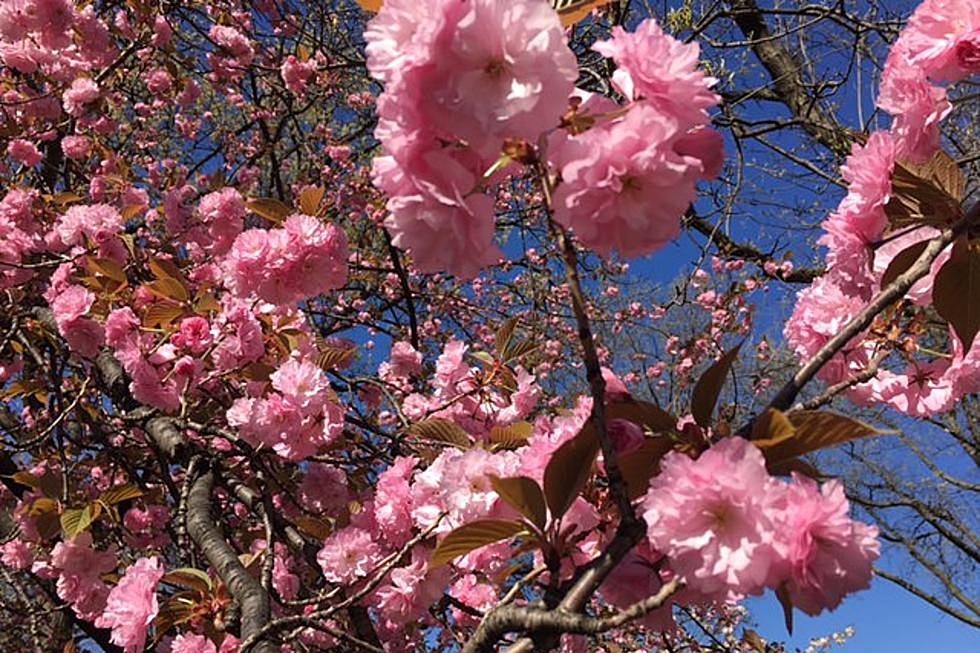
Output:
[
  {"xmin": 431, "ymin": 519, "xmax": 528, "ymax": 568},
  {"xmin": 761, "ymin": 411, "xmax": 889, "ymax": 466},
  {"xmin": 750, "ymin": 409, "xmax": 796, "ymax": 446},
  {"xmin": 488, "ymin": 475, "xmax": 547, "ymax": 530},
  {"xmin": 162, "ymin": 567, "xmax": 213, "ymax": 593},
  {"xmin": 691, "ymin": 343, "xmax": 742, "ymax": 428},
  {"xmin": 933, "ymin": 238, "xmax": 980, "ymax": 351},
  {"xmin": 543, "ymin": 427, "xmax": 599, "ymax": 520},
  {"xmin": 407, "ymin": 418, "xmax": 472, "ymax": 449},
  {"xmin": 880, "ymin": 240, "xmax": 929, "ymax": 288}
]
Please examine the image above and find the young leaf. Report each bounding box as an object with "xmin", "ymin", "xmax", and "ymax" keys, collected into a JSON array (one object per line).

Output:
[
  {"xmin": 246, "ymin": 197, "xmax": 292, "ymax": 224},
  {"xmin": 933, "ymin": 238, "xmax": 980, "ymax": 351},
  {"xmin": 488, "ymin": 421, "xmax": 534, "ymax": 451},
  {"xmin": 617, "ymin": 437, "xmax": 676, "ymax": 500},
  {"xmin": 555, "ymin": 0, "xmax": 615, "ymax": 26},
  {"xmin": 85, "ymin": 257, "xmax": 127, "ymax": 283},
  {"xmin": 431, "ymin": 519, "xmax": 528, "ymax": 568},
  {"xmin": 99, "ymin": 484, "xmax": 143, "ymax": 506},
  {"xmin": 147, "ymin": 278, "xmax": 189, "ymax": 303},
  {"xmin": 607, "ymin": 399, "xmax": 677, "ymax": 435},
  {"xmin": 880, "ymin": 240, "xmax": 930, "ymax": 288},
  {"xmin": 762, "ymin": 411, "xmax": 889, "ymax": 465},
  {"xmin": 691, "ymin": 343, "xmax": 742, "ymax": 428},
  {"xmin": 488, "ymin": 475, "xmax": 547, "ymax": 530},
  {"xmin": 750, "ymin": 409, "xmax": 796, "ymax": 446},
  {"xmin": 407, "ymin": 418, "xmax": 472, "ymax": 449},
  {"xmin": 161, "ymin": 567, "xmax": 213, "ymax": 593},
  {"xmin": 143, "ymin": 303, "xmax": 185, "ymax": 328},
  {"xmin": 543, "ymin": 427, "xmax": 599, "ymax": 520},
  {"xmin": 298, "ymin": 186, "xmax": 325, "ymax": 216},
  {"xmin": 775, "ymin": 583, "xmax": 794, "ymax": 634},
  {"xmin": 315, "ymin": 345, "xmax": 357, "ymax": 370},
  {"xmin": 885, "ymin": 153, "xmax": 964, "ymax": 229},
  {"xmin": 495, "ymin": 317, "xmax": 520, "ymax": 357},
  {"xmin": 60, "ymin": 503, "xmax": 101, "ymax": 538}
]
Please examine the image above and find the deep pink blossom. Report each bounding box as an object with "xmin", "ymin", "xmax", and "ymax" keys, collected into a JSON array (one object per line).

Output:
[{"xmin": 171, "ymin": 633, "xmax": 217, "ymax": 653}]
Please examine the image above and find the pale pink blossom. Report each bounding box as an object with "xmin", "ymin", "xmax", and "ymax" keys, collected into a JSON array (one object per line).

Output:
[
  {"xmin": 171, "ymin": 633, "xmax": 217, "ymax": 653},
  {"xmin": 317, "ymin": 527, "xmax": 384, "ymax": 584},
  {"xmin": 552, "ymin": 103, "xmax": 719, "ymax": 259},
  {"xmin": 641, "ymin": 437, "xmax": 780, "ymax": 599},
  {"xmin": 592, "ymin": 18, "xmax": 718, "ymax": 124},
  {"xmin": 95, "ymin": 556, "xmax": 164, "ymax": 652},
  {"xmin": 62, "ymin": 77, "xmax": 101, "ymax": 117},
  {"xmin": 50, "ymin": 533, "xmax": 117, "ymax": 621},
  {"xmin": 773, "ymin": 476, "xmax": 880, "ymax": 616}
]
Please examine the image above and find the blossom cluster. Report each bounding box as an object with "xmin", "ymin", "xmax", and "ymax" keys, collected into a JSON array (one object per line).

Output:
[
  {"xmin": 640, "ymin": 437, "xmax": 879, "ymax": 617},
  {"xmin": 786, "ymin": 0, "xmax": 980, "ymax": 416},
  {"xmin": 366, "ymin": 2, "xmax": 722, "ymax": 275},
  {"xmin": 228, "ymin": 356, "xmax": 345, "ymax": 461}
]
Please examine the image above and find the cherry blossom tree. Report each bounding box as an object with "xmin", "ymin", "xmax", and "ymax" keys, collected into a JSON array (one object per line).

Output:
[{"xmin": 0, "ymin": 0, "xmax": 976, "ymax": 652}]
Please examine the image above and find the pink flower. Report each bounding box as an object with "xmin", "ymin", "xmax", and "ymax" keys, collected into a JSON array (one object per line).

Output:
[
  {"xmin": 62, "ymin": 77, "xmax": 101, "ymax": 117},
  {"xmin": 418, "ymin": 0, "xmax": 577, "ymax": 154},
  {"xmin": 891, "ymin": 0, "xmax": 980, "ymax": 82},
  {"xmin": 388, "ymin": 341, "xmax": 423, "ymax": 377},
  {"xmin": 95, "ymin": 556, "xmax": 164, "ymax": 653},
  {"xmin": 317, "ymin": 527, "xmax": 384, "ymax": 584},
  {"xmin": 144, "ymin": 67, "xmax": 172, "ymax": 95},
  {"xmin": 197, "ymin": 188, "xmax": 245, "ymax": 255},
  {"xmin": 297, "ymin": 463, "xmax": 349, "ymax": 515},
  {"xmin": 0, "ymin": 540, "xmax": 32, "ymax": 570},
  {"xmin": 592, "ymin": 18, "xmax": 718, "ymax": 124},
  {"xmin": 61, "ymin": 135, "xmax": 91, "ymax": 160},
  {"xmin": 773, "ymin": 476, "xmax": 880, "ymax": 616},
  {"xmin": 374, "ymin": 456, "xmax": 418, "ymax": 547},
  {"xmin": 224, "ymin": 215, "xmax": 348, "ymax": 304},
  {"xmin": 411, "ymin": 447, "xmax": 520, "ymax": 534},
  {"xmin": 641, "ymin": 437, "xmax": 780, "ymax": 600},
  {"xmin": 878, "ymin": 54, "xmax": 952, "ymax": 161},
  {"xmin": 281, "ymin": 55, "xmax": 316, "ymax": 95},
  {"xmin": 552, "ymin": 103, "xmax": 718, "ymax": 259},
  {"xmin": 51, "ymin": 533, "xmax": 117, "ymax": 621},
  {"xmin": 372, "ymin": 548, "xmax": 450, "ymax": 626},
  {"xmin": 7, "ymin": 138, "xmax": 42, "ymax": 166},
  {"xmin": 50, "ymin": 203, "xmax": 123, "ymax": 251},
  {"xmin": 171, "ymin": 633, "xmax": 217, "ymax": 653},
  {"xmin": 173, "ymin": 316, "xmax": 213, "ymax": 355}
]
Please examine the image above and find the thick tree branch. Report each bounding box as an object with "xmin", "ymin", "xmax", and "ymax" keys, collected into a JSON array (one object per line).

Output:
[{"xmin": 187, "ymin": 470, "xmax": 275, "ymax": 653}]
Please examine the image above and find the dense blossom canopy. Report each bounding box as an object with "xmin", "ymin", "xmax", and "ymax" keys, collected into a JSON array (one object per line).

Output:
[{"xmin": 0, "ymin": 0, "xmax": 974, "ymax": 652}]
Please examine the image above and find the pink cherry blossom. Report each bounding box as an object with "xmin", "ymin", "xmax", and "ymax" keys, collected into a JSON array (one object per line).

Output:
[
  {"xmin": 7, "ymin": 138, "xmax": 41, "ymax": 166},
  {"xmin": 641, "ymin": 437, "xmax": 780, "ymax": 600},
  {"xmin": 773, "ymin": 475, "xmax": 880, "ymax": 616},
  {"xmin": 50, "ymin": 533, "xmax": 117, "ymax": 621},
  {"xmin": 62, "ymin": 77, "xmax": 101, "ymax": 117},
  {"xmin": 95, "ymin": 556, "xmax": 164, "ymax": 653},
  {"xmin": 552, "ymin": 103, "xmax": 718, "ymax": 259},
  {"xmin": 317, "ymin": 527, "xmax": 384, "ymax": 585},
  {"xmin": 592, "ymin": 18, "xmax": 718, "ymax": 124},
  {"xmin": 171, "ymin": 633, "xmax": 217, "ymax": 653}
]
